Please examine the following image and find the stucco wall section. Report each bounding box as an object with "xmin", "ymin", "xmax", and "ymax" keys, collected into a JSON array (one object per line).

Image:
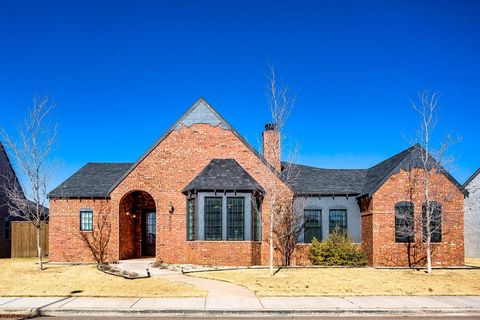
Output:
[{"xmin": 465, "ymin": 172, "xmax": 480, "ymax": 257}]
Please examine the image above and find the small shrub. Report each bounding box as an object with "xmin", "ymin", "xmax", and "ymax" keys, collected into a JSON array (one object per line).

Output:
[{"xmin": 308, "ymin": 230, "xmax": 367, "ymax": 267}]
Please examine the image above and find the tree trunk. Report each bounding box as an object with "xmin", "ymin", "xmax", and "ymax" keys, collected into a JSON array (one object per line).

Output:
[
  {"xmin": 269, "ymin": 213, "xmax": 274, "ymax": 276},
  {"xmin": 36, "ymin": 225, "xmax": 43, "ymax": 270},
  {"xmin": 426, "ymin": 238, "xmax": 432, "ymax": 273}
]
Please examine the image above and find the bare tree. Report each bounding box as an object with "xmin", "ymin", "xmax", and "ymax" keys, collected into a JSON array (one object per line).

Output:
[
  {"xmin": 79, "ymin": 209, "xmax": 112, "ymax": 265},
  {"xmin": 1, "ymin": 95, "xmax": 57, "ymax": 270},
  {"xmin": 262, "ymin": 65, "xmax": 301, "ymax": 275},
  {"xmin": 408, "ymin": 90, "xmax": 459, "ymax": 273}
]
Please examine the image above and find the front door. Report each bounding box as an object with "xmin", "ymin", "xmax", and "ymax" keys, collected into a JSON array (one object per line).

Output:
[{"xmin": 142, "ymin": 211, "xmax": 156, "ymax": 256}]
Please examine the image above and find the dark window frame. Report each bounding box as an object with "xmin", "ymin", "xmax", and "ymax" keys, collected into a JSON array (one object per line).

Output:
[
  {"xmin": 329, "ymin": 209, "xmax": 347, "ymax": 234},
  {"xmin": 227, "ymin": 197, "xmax": 245, "ymax": 241},
  {"xmin": 422, "ymin": 201, "xmax": 442, "ymax": 243},
  {"xmin": 304, "ymin": 209, "xmax": 322, "ymax": 243},
  {"xmin": 186, "ymin": 198, "xmax": 195, "ymax": 241},
  {"xmin": 4, "ymin": 217, "xmax": 10, "ymax": 240},
  {"xmin": 253, "ymin": 196, "xmax": 262, "ymax": 242},
  {"xmin": 395, "ymin": 201, "xmax": 415, "ymax": 243},
  {"xmin": 204, "ymin": 197, "xmax": 223, "ymax": 241},
  {"xmin": 79, "ymin": 210, "xmax": 93, "ymax": 231}
]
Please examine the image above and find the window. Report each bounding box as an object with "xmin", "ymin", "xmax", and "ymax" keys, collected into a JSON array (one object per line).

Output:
[
  {"xmin": 395, "ymin": 201, "xmax": 414, "ymax": 243},
  {"xmin": 422, "ymin": 202, "xmax": 442, "ymax": 243},
  {"xmin": 204, "ymin": 197, "xmax": 222, "ymax": 240},
  {"xmin": 186, "ymin": 199, "xmax": 195, "ymax": 241},
  {"xmin": 253, "ymin": 197, "xmax": 262, "ymax": 241},
  {"xmin": 80, "ymin": 210, "xmax": 93, "ymax": 231},
  {"xmin": 304, "ymin": 209, "xmax": 322, "ymax": 243},
  {"xmin": 4, "ymin": 217, "xmax": 10, "ymax": 240},
  {"xmin": 329, "ymin": 209, "xmax": 347, "ymax": 234},
  {"xmin": 227, "ymin": 197, "xmax": 245, "ymax": 240}
]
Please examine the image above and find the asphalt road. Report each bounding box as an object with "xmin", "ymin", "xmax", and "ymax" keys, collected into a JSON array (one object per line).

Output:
[{"xmin": 10, "ymin": 316, "xmax": 480, "ymax": 320}]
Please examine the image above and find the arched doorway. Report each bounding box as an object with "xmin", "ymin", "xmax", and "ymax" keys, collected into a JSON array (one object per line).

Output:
[{"xmin": 119, "ymin": 190, "xmax": 156, "ymax": 259}]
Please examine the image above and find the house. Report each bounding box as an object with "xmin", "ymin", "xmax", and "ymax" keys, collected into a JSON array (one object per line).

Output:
[
  {"xmin": 0, "ymin": 142, "xmax": 18, "ymax": 258},
  {"xmin": 464, "ymin": 168, "xmax": 480, "ymax": 257},
  {"xmin": 0, "ymin": 142, "xmax": 49, "ymax": 258},
  {"xmin": 48, "ymin": 98, "xmax": 467, "ymax": 267}
]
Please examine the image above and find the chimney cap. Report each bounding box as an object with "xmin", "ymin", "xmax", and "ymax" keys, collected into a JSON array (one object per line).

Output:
[{"xmin": 264, "ymin": 123, "xmax": 277, "ymax": 131}]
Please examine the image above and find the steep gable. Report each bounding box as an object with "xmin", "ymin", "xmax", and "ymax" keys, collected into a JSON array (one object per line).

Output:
[
  {"xmin": 0, "ymin": 143, "xmax": 24, "ymax": 208},
  {"xmin": 108, "ymin": 97, "xmax": 286, "ymax": 194}
]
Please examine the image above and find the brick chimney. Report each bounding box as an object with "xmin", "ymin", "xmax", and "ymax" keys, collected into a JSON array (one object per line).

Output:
[{"xmin": 262, "ymin": 123, "xmax": 281, "ymax": 172}]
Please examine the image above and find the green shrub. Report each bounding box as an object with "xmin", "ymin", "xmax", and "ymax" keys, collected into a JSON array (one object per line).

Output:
[{"xmin": 308, "ymin": 230, "xmax": 367, "ymax": 267}]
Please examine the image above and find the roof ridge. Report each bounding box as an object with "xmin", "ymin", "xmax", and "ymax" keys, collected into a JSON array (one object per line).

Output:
[{"xmin": 464, "ymin": 167, "xmax": 480, "ymax": 187}]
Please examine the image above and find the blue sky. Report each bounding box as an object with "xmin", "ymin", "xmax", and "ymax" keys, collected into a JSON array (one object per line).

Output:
[{"xmin": 0, "ymin": 0, "xmax": 479, "ymax": 192}]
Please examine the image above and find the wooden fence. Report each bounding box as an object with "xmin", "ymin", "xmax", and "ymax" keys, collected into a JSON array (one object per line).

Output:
[{"xmin": 11, "ymin": 221, "xmax": 49, "ymax": 258}]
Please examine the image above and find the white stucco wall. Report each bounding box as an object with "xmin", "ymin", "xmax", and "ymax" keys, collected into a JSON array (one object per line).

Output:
[
  {"xmin": 465, "ymin": 172, "xmax": 480, "ymax": 257},
  {"xmin": 294, "ymin": 195, "xmax": 362, "ymax": 243}
]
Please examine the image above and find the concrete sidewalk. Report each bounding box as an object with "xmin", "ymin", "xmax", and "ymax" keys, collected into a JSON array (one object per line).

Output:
[{"xmin": 1, "ymin": 296, "xmax": 480, "ymax": 317}]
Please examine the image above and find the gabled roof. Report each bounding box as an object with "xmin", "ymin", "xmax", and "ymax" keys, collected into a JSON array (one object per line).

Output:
[
  {"xmin": 182, "ymin": 159, "xmax": 264, "ymax": 194},
  {"xmin": 284, "ymin": 144, "xmax": 468, "ymax": 197},
  {"xmin": 464, "ymin": 168, "xmax": 480, "ymax": 188},
  {"xmin": 48, "ymin": 163, "xmax": 132, "ymax": 198},
  {"xmin": 107, "ymin": 97, "xmax": 285, "ymax": 194},
  {"xmin": 360, "ymin": 144, "xmax": 468, "ymax": 197},
  {"xmin": 0, "ymin": 142, "xmax": 25, "ymax": 207},
  {"xmin": 282, "ymin": 163, "xmax": 367, "ymax": 196}
]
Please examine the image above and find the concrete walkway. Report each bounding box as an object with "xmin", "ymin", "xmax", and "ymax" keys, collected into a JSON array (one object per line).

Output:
[
  {"xmin": 116, "ymin": 259, "xmax": 262, "ymax": 309},
  {"xmin": 1, "ymin": 296, "xmax": 480, "ymax": 317}
]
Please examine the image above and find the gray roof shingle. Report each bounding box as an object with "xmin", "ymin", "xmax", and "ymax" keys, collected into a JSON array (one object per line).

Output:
[
  {"xmin": 48, "ymin": 163, "xmax": 132, "ymax": 198},
  {"xmin": 282, "ymin": 163, "xmax": 367, "ymax": 195},
  {"xmin": 182, "ymin": 159, "xmax": 264, "ymax": 193},
  {"xmin": 284, "ymin": 144, "xmax": 467, "ymax": 197}
]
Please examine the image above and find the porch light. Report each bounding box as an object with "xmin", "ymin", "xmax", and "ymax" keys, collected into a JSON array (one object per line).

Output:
[{"xmin": 167, "ymin": 202, "xmax": 174, "ymax": 214}]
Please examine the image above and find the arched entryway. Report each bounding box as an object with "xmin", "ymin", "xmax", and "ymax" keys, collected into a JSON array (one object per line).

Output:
[{"xmin": 119, "ymin": 190, "xmax": 156, "ymax": 259}]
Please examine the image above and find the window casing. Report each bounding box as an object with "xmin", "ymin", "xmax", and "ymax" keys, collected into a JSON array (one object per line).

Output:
[
  {"xmin": 395, "ymin": 201, "xmax": 414, "ymax": 243},
  {"xmin": 227, "ymin": 197, "xmax": 245, "ymax": 240},
  {"xmin": 4, "ymin": 217, "xmax": 10, "ymax": 240},
  {"xmin": 422, "ymin": 202, "xmax": 442, "ymax": 243},
  {"xmin": 204, "ymin": 197, "xmax": 223, "ymax": 240},
  {"xmin": 80, "ymin": 210, "xmax": 93, "ymax": 231},
  {"xmin": 329, "ymin": 209, "xmax": 347, "ymax": 234},
  {"xmin": 253, "ymin": 197, "xmax": 262, "ymax": 241},
  {"xmin": 186, "ymin": 198, "xmax": 195, "ymax": 241},
  {"xmin": 304, "ymin": 209, "xmax": 322, "ymax": 243}
]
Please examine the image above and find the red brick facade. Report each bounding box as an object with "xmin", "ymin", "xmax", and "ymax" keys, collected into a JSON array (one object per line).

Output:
[
  {"xmin": 360, "ymin": 168, "xmax": 464, "ymax": 267},
  {"xmin": 48, "ymin": 119, "xmax": 465, "ymax": 267},
  {"xmin": 49, "ymin": 123, "xmax": 291, "ymax": 265}
]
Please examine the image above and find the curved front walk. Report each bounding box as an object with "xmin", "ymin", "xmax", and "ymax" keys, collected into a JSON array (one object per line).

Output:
[{"xmin": 116, "ymin": 259, "xmax": 262, "ymax": 309}]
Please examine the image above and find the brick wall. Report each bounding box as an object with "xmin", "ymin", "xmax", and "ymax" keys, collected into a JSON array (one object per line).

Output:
[
  {"xmin": 49, "ymin": 198, "xmax": 113, "ymax": 262},
  {"xmin": 50, "ymin": 123, "xmax": 292, "ymax": 265},
  {"xmin": 361, "ymin": 168, "xmax": 464, "ymax": 267}
]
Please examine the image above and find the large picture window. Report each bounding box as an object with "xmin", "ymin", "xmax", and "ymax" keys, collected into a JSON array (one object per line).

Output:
[
  {"xmin": 80, "ymin": 210, "xmax": 93, "ymax": 231},
  {"xmin": 304, "ymin": 209, "xmax": 322, "ymax": 243},
  {"xmin": 422, "ymin": 202, "xmax": 442, "ymax": 243},
  {"xmin": 204, "ymin": 197, "xmax": 222, "ymax": 240},
  {"xmin": 329, "ymin": 209, "xmax": 347, "ymax": 234},
  {"xmin": 186, "ymin": 198, "xmax": 195, "ymax": 241},
  {"xmin": 395, "ymin": 201, "xmax": 414, "ymax": 243},
  {"xmin": 227, "ymin": 197, "xmax": 245, "ymax": 240}
]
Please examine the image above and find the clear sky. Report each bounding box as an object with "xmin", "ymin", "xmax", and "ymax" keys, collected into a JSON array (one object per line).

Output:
[{"xmin": 0, "ymin": 0, "xmax": 479, "ymax": 192}]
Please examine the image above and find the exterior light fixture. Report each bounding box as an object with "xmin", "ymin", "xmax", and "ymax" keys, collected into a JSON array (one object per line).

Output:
[{"xmin": 167, "ymin": 202, "xmax": 174, "ymax": 214}]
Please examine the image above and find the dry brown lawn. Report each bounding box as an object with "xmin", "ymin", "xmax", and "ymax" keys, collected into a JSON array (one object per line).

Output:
[
  {"xmin": 195, "ymin": 262, "xmax": 480, "ymax": 297},
  {"xmin": 0, "ymin": 258, "xmax": 206, "ymax": 297}
]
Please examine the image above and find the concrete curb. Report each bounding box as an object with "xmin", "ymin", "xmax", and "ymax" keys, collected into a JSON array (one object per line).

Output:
[{"xmin": 3, "ymin": 307, "xmax": 480, "ymax": 317}]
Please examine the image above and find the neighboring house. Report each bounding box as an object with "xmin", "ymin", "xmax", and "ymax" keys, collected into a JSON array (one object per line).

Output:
[
  {"xmin": 0, "ymin": 142, "xmax": 49, "ymax": 258},
  {"xmin": 48, "ymin": 98, "xmax": 467, "ymax": 267},
  {"xmin": 464, "ymin": 168, "xmax": 480, "ymax": 257}
]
